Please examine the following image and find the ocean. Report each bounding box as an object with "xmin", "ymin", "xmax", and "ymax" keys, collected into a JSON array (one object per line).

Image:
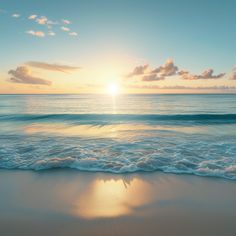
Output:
[{"xmin": 0, "ymin": 94, "xmax": 236, "ymax": 179}]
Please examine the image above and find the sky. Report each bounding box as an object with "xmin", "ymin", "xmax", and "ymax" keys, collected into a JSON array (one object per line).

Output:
[{"xmin": 0, "ymin": 0, "xmax": 236, "ymax": 94}]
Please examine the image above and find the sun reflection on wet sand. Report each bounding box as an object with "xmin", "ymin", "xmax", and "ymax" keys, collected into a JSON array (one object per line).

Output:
[{"xmin": 73, "ymin": 178, "xmax": 153, "ymax": 219}]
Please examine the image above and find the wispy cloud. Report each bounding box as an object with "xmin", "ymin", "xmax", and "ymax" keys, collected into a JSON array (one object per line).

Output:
[
  {"xmin": 26, "ymin": 30, "xmax": 45, "ymax": 37},
  {"xmin": 26, "ymin": 61, "xmax": 80, "ymax": 73},
  {"xmin": 8, "ymin": 66, "xmax": 51, "ymax": 85},
  {"xmin": 69, "ymin": 32, "xmax": 78, "ymax": 36},
  {"xmin": 28, "ymin": 14, "xmax": 37, "ymax": 20},
  {"xmin": 61, "ymin": 26, "xmax": 70, "ymax": 31},
  {"xmin": 128, "ymin": 84, "xmax": 236, "ymax": 91},
  {"xmin": 179, "ymin": 69, "xmax": 225, "ymax": 80},
  {"xmin": 142, "ymin": 74, "xmax": 165, "ymax": 81},
  {"xmin": 163, "ymin": 85, "xmax": 236, "ymax": 90},
  {"xmin": 12, "ymin": 13, "xmax": 20, "ymax": 18},
  {"xmin": 48, "ymin": 31, "xmax": 56, "ymax": 36},
  {"xmin": 47, "ymin": 20, "xmax": 58, "ymax": 25},
  {"xmin": 62, "ymin": 19, "xmax": 71, "ymax": 24}
]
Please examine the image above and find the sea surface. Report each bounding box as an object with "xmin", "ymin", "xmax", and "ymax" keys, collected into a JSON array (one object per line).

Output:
[{"xmin": 0, "ymin": 94, "xmax": 236, "ymax": 179}]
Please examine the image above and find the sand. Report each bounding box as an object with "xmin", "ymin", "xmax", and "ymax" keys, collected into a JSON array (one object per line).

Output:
[{"xmin": 0, "ymin": 169, "xmax": 236, "ymax": 236}]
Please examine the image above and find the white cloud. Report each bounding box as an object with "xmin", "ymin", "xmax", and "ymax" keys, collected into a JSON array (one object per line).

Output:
[
  {"xmin": 61, "ymin": 26, "xmax": 70, "ymax": 31},
  {"xmin": 12, "ymin": 13, "xmax": 20, "ymax": 18},
  {"xmin": 48, "ymin": 31, "xmax": 56, "ymax": 36},
  {"xmin": 69, "ymin": 32, "xmax": 78, "ymax": 36},
  {"xmin": 26, "ymin": 30, "xmax": 45, "ymax": 37},
  {"xmin": 7, "ymin": 12, "xmax": 78, "ymax": 39},
  {"xmin": 47, "ymin": 20, "xmax": 58, "ymax": 25},
  {"xmin": 28, "ymin": 14, "xmax": 37, "ymax": 20}
]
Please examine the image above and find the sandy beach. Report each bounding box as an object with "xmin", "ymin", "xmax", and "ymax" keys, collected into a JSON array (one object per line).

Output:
[{"xmin": 0, "ymin": 170, "xmax": 236, "ymax": 236}]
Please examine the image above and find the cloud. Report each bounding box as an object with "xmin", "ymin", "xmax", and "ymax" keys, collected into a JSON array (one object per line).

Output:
[
  {"xmin": 7, "ymin": 11, "xmax": 78, "ymax": 39},
  {"xmin": 61, "ymin": 26, "xmax": 70, "ymax": 31},
  {"xmin": 230, "ymin": 66, "xmax": 236, "ymax": 80},
  {"xmin": 127, "ymin": 59, "xmax": 178, "ymax": 81},
  {"xmin": 62, "ymin": 19, "xmax": 71, "ymax": 24},
  {"xmin": 201, "ymin": 69, "xmax": 225, "ymax": 79},
  {"xmin": 69, "ymin": 32, "xmax": 78, "ymax": 36},
  {"xmin": 152, "ymin": 59, "xmax": 178, "ymax": 76},
  {"xmin": 127, "ymin": 59, "xmax": 228, "ymax": 83},
  {"xmin": 48, "ymin": 31, "xmax": 56, "ymax": 36},
  {"xmin": 28, "ymin": 14, "xmax": 37, "ymax": 20},
  {"xmin": 178, "ymin": 70, "xmax": 198, "ymax": 80},
  {"xmin": 179, "ymin": 69, "xmax": 225, "ymax": 80},
  {"xmin": 128, "ymin": 84, "xmax": 236, "ymax": 91},
  {"xmin": 26, "ymin": 61, "xmax": 80, "ymax": 73},
  {"xmin": 36, "ymin": 16, "xmax": 48, "ymax": 25},
  {"xmin": 162, "ymin": 85, "xmax": 236, "ymax": 90},
  {"xmin": 26, "ymin": 30, "xmax": 45, "ymax": 37},
  {"xmin": 47, "ymin": 20, "xmax": 58, "ymax": 25},
  {"xmin": 142, "ymin": 73, "xmax": 165, "ymax": 81},
  {"xmin": 12, "ymin": 13, "xmax": 20, "ymax": 18},
  {"xmin": 127, "ymin": 64, "xmax": 149, "ymax": 77},
  {"xmin": 8, "ymin": 66, "xmax": 51, "ymax": 85}
]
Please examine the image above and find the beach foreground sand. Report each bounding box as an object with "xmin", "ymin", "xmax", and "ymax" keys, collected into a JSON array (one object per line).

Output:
[{"xmin": 0, "ymin": 170, "xmax": 236, "ymax": 236}]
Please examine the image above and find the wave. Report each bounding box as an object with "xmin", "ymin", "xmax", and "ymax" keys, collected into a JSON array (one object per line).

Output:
[
  {"xmin": 1, "ymin": 156, "xmax": 236, "ymax": 180},
  {"xmin": 1, "ymin": 113, "xmax": 236, "ymax": 125},
  {"xmin": 0, "ymin": 129, "xmax": 236, "ymax": 180}
]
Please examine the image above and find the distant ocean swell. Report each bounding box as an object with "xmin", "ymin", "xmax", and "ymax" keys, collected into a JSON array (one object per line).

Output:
[
  {"xmin": 1, "ymin": 113, "xmax": 236, "ymax": 125},
  {"xmin": 0, "ymin": 112, "xmax": 236, "ymax": 180}
]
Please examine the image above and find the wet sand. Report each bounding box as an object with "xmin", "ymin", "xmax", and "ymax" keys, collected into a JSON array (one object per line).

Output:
[{"xmin": 0, "ymin": 169, "xmax": 236, "ymax": 236}]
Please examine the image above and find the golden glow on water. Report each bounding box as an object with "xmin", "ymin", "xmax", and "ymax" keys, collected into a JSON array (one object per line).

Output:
[
  {"xmin": 24, "ymin": 123, "xmax": 208, "ymax": 139},
  {"xmin": 73, "ymin": 178, "xmax": 152, "ymax": 219}
]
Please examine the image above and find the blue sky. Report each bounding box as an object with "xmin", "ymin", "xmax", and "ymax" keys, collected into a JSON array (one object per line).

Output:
[{"xmin": 1, "ymin": 0, "xmax": 236, "ymax": 93}]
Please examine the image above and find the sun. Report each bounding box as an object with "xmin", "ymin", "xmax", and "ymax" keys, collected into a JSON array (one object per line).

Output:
[{"xmin": 107, "ymin": 83, "xmax": 119, "ymax": 95}]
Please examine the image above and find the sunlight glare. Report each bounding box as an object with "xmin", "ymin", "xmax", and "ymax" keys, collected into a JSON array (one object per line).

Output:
[{"xmin": 107, "ymin": 83, "xmax": 119, "ymax": 95}]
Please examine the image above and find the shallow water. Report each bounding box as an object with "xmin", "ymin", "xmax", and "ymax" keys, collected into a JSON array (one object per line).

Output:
[{"xmin": 0, "ymin": 94, "xmax": 236, "ymax": 179}]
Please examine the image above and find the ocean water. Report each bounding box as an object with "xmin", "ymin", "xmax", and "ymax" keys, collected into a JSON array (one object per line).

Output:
[{"xmin": 0, "ymin": 94, "xmax": 236, "ymax": 180}]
